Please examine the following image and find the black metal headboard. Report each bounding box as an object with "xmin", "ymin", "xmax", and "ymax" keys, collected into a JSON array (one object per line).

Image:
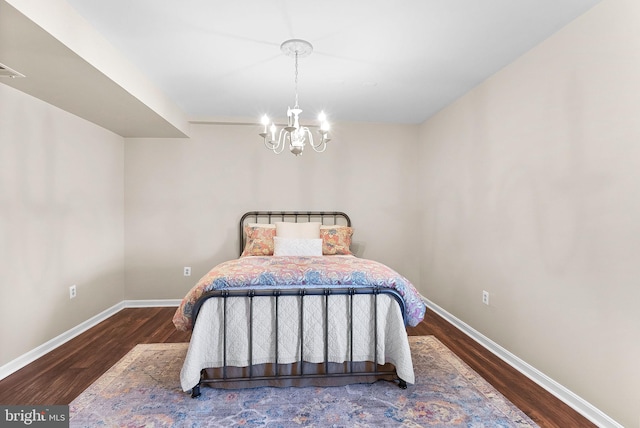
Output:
[{"xmin": 239, "ymin": 211, "xmax": 351, "ymax": 256}]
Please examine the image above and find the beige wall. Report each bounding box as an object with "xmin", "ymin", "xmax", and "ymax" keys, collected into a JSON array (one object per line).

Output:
[
  {"xmin": 418, "ymin": 0, "xmax": 640, "ymax": 426},
  {"xmin": 0, "ymin": 84, "xmax": 125, "ymax": 366},
  {"xmin": 4, "ymin": 1, "xmax": 637, "ymax": 425},
  {"xmin": 124, "ymin": 122, "xmax": 422, "ymax": 300}
]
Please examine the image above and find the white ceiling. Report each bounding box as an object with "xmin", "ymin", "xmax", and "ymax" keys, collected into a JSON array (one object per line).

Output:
[{"xmin": 1, "ymin": 0, "xmax": 600, "ymax": 136}]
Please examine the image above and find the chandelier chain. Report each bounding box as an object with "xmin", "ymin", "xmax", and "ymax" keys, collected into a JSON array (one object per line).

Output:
[{"xmin": 294, "ymin": 51, "xmax": 299, "ymax": 108}]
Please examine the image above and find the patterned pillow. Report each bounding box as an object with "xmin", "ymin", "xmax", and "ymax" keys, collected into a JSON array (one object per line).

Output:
[
  {"xmin": 320, "ymin": 226, "xmax": 353, "ymax": 255},
  {"xmin": 241, "ymin": 225, "xmax": 276, "ymax": 257}
]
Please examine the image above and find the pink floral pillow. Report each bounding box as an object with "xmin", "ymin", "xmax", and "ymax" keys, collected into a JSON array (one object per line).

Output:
[
  {"xmin": 320, "ymin": 226, "xmax": 353, "ymax": 255},
  {"xmin": 241, "ymin": 225, "xmax": 276, "ymax": 256}
]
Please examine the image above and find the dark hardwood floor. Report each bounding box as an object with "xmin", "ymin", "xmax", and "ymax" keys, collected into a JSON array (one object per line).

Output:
[
  {"xmin": 0, "ymin": 307, "xmax": 191, "ymax": 406},
  {"xmin": 0, "ymin": 307, "xmax": 595, "ymax": 427}
]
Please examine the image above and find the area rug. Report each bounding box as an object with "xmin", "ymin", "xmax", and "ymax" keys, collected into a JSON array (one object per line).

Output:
[{"xmin": 69, "ymin": 336, "xmax": 538, "ymax": 427}]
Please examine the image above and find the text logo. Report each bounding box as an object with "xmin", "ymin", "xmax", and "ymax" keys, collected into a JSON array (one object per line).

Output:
[{"xmin": 1, "ymin": 406, "xmax": 68, "ymax": 427}]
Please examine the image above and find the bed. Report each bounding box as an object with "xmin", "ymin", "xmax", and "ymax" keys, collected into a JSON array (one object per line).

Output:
[{"xmin": 173, "ymin": 211, "xmax": 426, "ymax": 398}]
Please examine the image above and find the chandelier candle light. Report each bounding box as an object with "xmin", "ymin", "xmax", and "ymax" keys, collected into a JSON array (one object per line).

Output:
[{"xmin": 260, "ymin": 39, "xmax": 330, "ymax": 156}]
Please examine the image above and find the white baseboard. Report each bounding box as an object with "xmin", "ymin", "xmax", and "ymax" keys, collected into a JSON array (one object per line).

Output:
[
  {"xmin": 0, "ymin": 299, "xmax": 180, "ymax": 382},
  {"xmin": 423, "ymin": 297, "xmax": 623, "ymax": 428},
  {"xmin": 0, "ymin": 301, "xmax": 125, "ymax": 381},
  {"xmin": 124, "ymin": 299, "xmax": 182, "ymax": 308}
]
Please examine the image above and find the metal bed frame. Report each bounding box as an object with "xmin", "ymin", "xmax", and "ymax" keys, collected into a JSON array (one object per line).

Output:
[{"xmin": 189, "ymin": 211, "xmax": 408, "ymax": 398}]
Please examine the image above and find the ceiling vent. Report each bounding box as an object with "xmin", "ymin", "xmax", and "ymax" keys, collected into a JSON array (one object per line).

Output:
[{"xmin": 0, "ymin": 62, "xmax": 25, "ymax": 78}]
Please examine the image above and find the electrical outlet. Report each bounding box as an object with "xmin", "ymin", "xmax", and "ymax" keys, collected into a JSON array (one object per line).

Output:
[
  {"xmin": 69, "ymin": 285, "xmax": 77, "ymax": 299},
  {"xmin": 184, "ymin": 267, "xmax": 191, "ymax": 276},
  {"xmin": 482, "ymin": 290, "xmax": 489, "ymax": 305}
]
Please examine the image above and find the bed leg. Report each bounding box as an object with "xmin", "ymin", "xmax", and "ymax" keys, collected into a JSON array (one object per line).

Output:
[
  {"xmin": 191, "ymin": 384, "xmax": 201, "ymax": 398},
  {"xmin": 398, "ymin": 379, "xmax": 408, "ymax": 389}
]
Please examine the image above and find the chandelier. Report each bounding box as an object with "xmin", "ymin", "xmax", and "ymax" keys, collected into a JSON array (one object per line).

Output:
[{"xmin": 259, "ymin": 39, "xmax": 330, "ymax": 156}]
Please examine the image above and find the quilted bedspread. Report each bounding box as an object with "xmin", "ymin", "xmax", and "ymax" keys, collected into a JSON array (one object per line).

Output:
[
  {"xmin": 172, "ymin": 255, "xmax": 426, "ymax": 331},
  {"xmin": 180, "ymin": 293, "xmax": 415, "ymax": 391}
]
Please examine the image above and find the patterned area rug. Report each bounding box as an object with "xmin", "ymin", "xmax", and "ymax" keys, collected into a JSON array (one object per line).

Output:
[{"xmin": 70, "ymin": 336, "xmax": 538, "ymax": 427}]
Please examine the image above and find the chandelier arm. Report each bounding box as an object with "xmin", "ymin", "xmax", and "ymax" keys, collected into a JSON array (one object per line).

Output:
[
  {"xmin": 273, "ymin": 128, "xmax": 288, "ymax": 154},
  {"xmin": 311, "ymin": 140, "xmax": 327, "ymax": 152},
  {"xmin": 310, "ymin": 129, "xmax": 328, "ymax": 152},
  {"xmin": 263, "ymin": 132, "xmax": 277, "ymax": 149},
  {"xmin": 315, "ymin": 143, "xmax": 328, "ymax": 153},
  {"xmin": 308, "ymin": 129, "xmax": 323, "ymax": 149},
  {"xmin": 263, "ymin": 128, "xmax": 287, "ymax": 154},
  {"xmin": 301, "ymin": 127, "xmax": 322, "ymax": 153}
]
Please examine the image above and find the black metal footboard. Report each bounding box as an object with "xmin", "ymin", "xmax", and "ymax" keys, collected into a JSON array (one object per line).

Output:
[{"xmin": 189, "ymin": 286, "xmax": 408, "ymax": 398}]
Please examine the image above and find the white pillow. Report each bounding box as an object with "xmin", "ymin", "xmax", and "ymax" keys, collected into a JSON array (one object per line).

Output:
[
  {"xmin": 273, "ymin": 237, "xmax": 323, "ymax": 256},
  {"xmin": 275, "ymin": 222, "xmax": 321, "ymax": 239}
]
